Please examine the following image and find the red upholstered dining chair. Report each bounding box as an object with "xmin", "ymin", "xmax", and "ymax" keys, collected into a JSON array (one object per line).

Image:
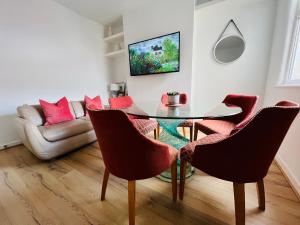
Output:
[
  {"xmin": 109, "ymin": 96, "xmax": 158, "ymax": 138},
  {"xmin": 88, "ymin": 109, "xmax": 178, "ymax": 225},
  {"xmin": 179, "ymin": 101, "xmax": 300, "ymax": 225},
  {"xmin": 194, "ymin": 94, "xmax": 258, "ymax": 140},
  {"xmin": 161, "ymin": 93, "xmax": 194, "ymax": 141}
]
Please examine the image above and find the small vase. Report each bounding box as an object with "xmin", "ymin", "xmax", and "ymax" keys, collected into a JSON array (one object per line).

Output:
[
  {"xmin": 108, "ymin": 26, "xmax": 112, "ymax": 36},
  {"xmin": 119, "ymin": 41, "xmax": 124, "ymax": 50}
]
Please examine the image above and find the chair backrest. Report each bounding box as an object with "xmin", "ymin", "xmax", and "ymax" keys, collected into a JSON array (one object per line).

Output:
[
  {"xmin": 223, "ymin": 94, "xmax": 258, "ymax": 126},
  {"xmin": 88, "ymin": 109, "xmax": 174, "ymax": 180},
  {"xmin": 193, "ymin": 101, "xmax": 300, "ymax": 183},
  {"xmin": 109, "ymin": 96, "xmax": 134, "ymax": 109},
  {"xmin": 161, "ymin": 93, "xmax": 188, "ymax": 104}
]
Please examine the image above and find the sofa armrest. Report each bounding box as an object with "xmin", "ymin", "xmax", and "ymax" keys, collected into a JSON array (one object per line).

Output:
[
  {"xmin": 15, "ymin": 117, "xmax": 52, "ymax": 159},
  {"xmin": 15, "ymin": 117, "xmax": 96, "ymax": 160}
]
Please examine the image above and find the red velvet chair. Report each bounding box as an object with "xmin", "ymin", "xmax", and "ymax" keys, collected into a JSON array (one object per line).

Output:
[
  {"xmin": 194, "ymin": 94, "xmax": 258, "ymax": 140},
  {"xmin": 109, "ymin": 96, "xmax": 158, "ymax": 138},
  {"xmin": 88, "ymin": 109, "xmax": 178, "ymax": 225},
  {"xmin": 161, "ymin": 93, "xmax": 194, "ymax": 141},
  {"xmin": 179, "ymin": 101, "xmax": 300, "ymax": 225}
]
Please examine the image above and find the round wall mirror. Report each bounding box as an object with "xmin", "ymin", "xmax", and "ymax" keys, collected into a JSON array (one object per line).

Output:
[{"xmin": 213, "ymin": 35, "xmax": 245, "ymax": 64}]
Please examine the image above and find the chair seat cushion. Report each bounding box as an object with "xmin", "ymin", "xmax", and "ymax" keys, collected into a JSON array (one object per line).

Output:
[
  {"xmin": 179, "ymin": 119, "xmax": 193, "ymax": 127},
  {"xmin": 39, "ymin": 119, "xmax": 93, "ymax": 142},
  {"xmin": 132, "ymin": 119, "xmax": 158, "ymax": 135},
  {"xmin": 180, "ymin": 134, "xmax": 228, "ymax": 162},
  {"xmin": 195, "ymin": 119, "xmax": 236, "ymax": 135}
]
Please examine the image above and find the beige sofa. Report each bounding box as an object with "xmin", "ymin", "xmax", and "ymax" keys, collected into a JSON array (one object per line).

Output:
[{"xmin": 16, "ymin": 101, "xmax": 97, "ymax": 160}]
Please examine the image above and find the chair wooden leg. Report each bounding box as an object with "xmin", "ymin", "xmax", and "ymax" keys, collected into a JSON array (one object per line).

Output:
[
  {"xmin": 256, "ymin": 179, "xmax": 265, "ymax": 210},
  {"xmin": 182, "ymin": 127, "xmax": 186, "ymax": 137},
  {"xmin": 189, "ymin": 125, "xmax": 193, "ymax": 142},
  {"xmin": 171, "ymin": 160, "xmax": 177, "ymax": 202},
  {"xmin": 194, "ymin": 127, "xmax": 198, "ymax": 141},
  {"xmin": 101, "ymin": 168, "xmax": 110, "ymax": 201},
  {"xmin": 128, "ymin": 180, "xmax": 136, "ymax": 225},
  {"xmin": 233, "ymin": 183, "xmax": 245, "ymax": 225},
  {"xmin": 154, "ymin": 129, "xmax": 157, "ymax": 139},
  {"xmin": 179, "ymin": 160, "xmax": 187, "ymax": 200},
  {"xmin": 157, "ymin": 124, "xmax": 160, "ymax": 138}
]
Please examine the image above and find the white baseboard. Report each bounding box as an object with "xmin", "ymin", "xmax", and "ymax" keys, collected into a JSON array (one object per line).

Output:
[
  {"xmin": 0, "ymin": 140, "xmax": 22, "ymax": 150},
  {"xmin": 275, "ymin": 155, "xmax": 300, "ymax": 200}
]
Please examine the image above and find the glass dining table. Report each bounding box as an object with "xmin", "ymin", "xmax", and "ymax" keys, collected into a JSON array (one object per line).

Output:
[{"xmin": 123, "ymin": 101, "xmax": 241, "ymax": 182}]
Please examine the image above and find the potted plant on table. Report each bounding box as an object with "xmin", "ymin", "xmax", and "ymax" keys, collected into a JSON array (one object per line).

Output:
[{"xmin": 167, "ymin": 92, "xmax": 180, "ymax": 105}]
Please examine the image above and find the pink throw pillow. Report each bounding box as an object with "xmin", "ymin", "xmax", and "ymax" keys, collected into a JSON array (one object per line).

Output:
[
  {"xmin": 39, "ymin": 97, "xmax": 74, "ymax": 125},
  {"xmin": 84, "ymin": 95, "xmax": 103, "ymax": 113}
]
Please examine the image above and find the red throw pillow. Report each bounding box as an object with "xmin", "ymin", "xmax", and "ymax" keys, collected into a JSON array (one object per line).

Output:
[
  {"xmin": 39, "ymin": 97, "xmax": 75, "ymax": 125},
  {"xmin": 84, "ymin": 95, "xmax": 102, "ymax": 112}
]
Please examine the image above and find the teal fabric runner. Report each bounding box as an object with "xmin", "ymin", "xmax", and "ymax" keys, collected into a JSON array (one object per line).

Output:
[{"xmin": 157, "ymin": 119, "xmax": 193, "ymax": 182}]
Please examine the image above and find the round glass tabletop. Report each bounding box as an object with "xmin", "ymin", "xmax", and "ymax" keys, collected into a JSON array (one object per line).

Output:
[{"xmin": 124, "ymin": 102, "xmax": 241, "ymax": 119}]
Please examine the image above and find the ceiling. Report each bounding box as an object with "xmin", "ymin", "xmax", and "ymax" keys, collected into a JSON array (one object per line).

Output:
[
  {"xmin": 53, "ymin": 0, "xmax": 157, "ymax": 25},
  {"xmin": 53, "ymin": 0, "xmax": 212, "ymax": 25}
]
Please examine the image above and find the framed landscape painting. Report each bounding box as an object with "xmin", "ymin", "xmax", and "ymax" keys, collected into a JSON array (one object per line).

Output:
[{"xmin": 128, "ymin": 32, "xmax": 180, "ymax": 76}]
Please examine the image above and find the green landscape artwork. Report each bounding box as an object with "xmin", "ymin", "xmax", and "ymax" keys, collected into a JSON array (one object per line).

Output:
[{"xmin": 128, "ymin": 32, "xmax": 180, "ymax": 76}]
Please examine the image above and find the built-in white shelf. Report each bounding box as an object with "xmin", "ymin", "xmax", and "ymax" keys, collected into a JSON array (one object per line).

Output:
[
  {"xmin": 104, "ymin": 32, "xmax": 124, "ymax": 43},
  {"xmin": 105, "ymin": 49, "xmax": 125, "ymax": 58}
]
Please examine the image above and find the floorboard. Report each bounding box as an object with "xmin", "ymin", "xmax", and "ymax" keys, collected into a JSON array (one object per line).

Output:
[{"xmin": 0, "ymin": 136, "xmax": 299, "ymax": 225}]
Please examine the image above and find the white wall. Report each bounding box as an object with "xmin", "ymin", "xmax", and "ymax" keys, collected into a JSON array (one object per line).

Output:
[
  {"xmin": 264, "ymin": 0, "xmax": 300, "ymax": 195},
  {"xmin": 192, "ymin": 0, "xmax": 277, "ymax": 110},
  {"xmin": 123, "ymin": 0, "xmax": 195, "ymax": 102},
  {"xmin": 109, "ymin": 56, "xmax": 128, "ymax": 83},
  {"xmin": 0, "ymin": 0, "xmax": 109, "ymax": 147}
]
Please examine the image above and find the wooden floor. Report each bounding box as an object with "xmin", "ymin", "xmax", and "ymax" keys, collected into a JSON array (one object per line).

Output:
[{"xmin": 0, "ymin": 139, "xmax": 300, "ymax": 225}]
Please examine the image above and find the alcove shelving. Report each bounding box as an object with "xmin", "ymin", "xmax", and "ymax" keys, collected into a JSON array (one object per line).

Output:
[{"xmin": 104, "ymin": 18, "xmax": 125, "ymax": 58}]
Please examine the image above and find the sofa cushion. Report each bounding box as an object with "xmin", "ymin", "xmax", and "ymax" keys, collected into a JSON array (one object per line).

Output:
[
  {"xmin": 68, "ymin": 102, "xmax": 76, "ymax": 118},
  {"xmin": 84, "ymin": 95, "xmax": 102, "ymax": 111},
  {"xmin": 17, "ymin": 104, "xmax": 45, "ymax": 126},
  {"xmin": 79, "ymin": 116, "xmax": 90, "ymax": 121},
  {"xmin": 71, "ymin": 101, "xmax": 85, "ymax": 118},
  {"xmin": 38, "ymin": 119, "xmax": 93, "ymax": 142},
  {"xmin": 39, "ymin": 97, "xmax": 75, "ymax": 125}
]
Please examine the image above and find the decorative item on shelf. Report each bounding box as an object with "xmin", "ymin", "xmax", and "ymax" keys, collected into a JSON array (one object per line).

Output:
[
  {"xmin": 108, "ymin": 26, "xmax": 113, "ymax": 36},
  {"xmin": 119, "ymin": 41, "xmax": 124, "ymax": 50},
  {"xmin": 167, "ymin": 92, "xmax": 180, "ymax": 105},
  {"xmin": 118, "ymin": 82, "xmax": 127, "ymax": 96},
  {"xmin": 110, "ymin": 83, "xmax": 120, "ymax": 97},
  {"xmin": 110, "ymin": 82, "xmax": 127, "ymax": 97},
  {"xmin": 213, "ymin": 19, "xmax": 246, "ymax": 64}
]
